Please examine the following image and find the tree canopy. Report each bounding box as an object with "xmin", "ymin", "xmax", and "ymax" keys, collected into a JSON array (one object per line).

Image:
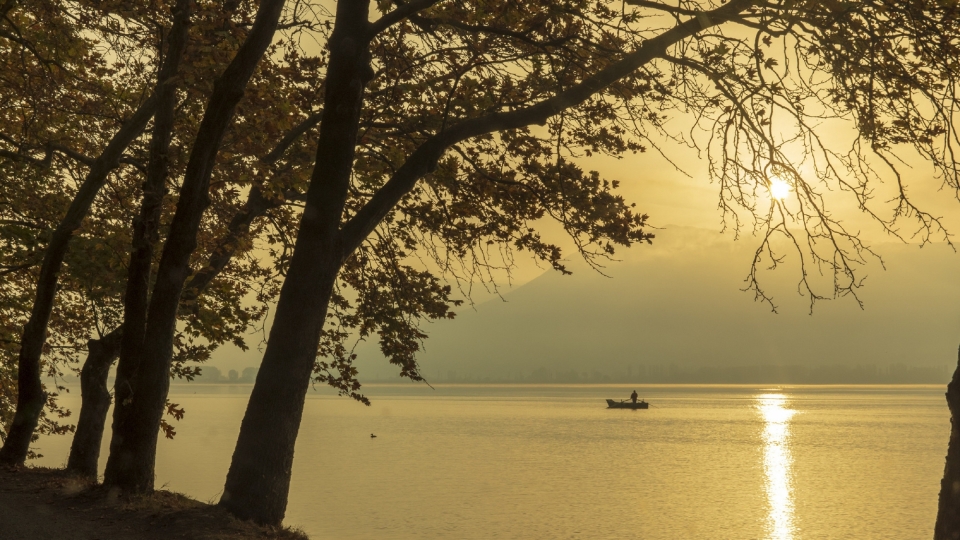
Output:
[{"xmin": 0, "ymin": 0, "xmax": 308, "ymax": 449}]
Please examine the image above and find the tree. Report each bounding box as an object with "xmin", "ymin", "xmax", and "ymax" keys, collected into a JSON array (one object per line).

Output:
[
  {"xmin": 0, "ymin": 0, "xmax": 159, "ymax": 463},
  {"xmin": 99, "ymin": 0, "xmax": 294, "ymax": 492},
  {"xmin": 70, "ymin": 0, "xmax": 195, "ymax": 476},
  {"xmin": 211, "ymin": 0, "xmax": 960, "ymax": 526},
  {"xmin": 0, "ymin": 0, "xmax": 317, "ymax": 469}
]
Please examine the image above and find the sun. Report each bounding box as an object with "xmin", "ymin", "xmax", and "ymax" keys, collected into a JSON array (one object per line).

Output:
[{"xmin": 769, "ymin": 178, "xmax": 792, "ymax": 201}]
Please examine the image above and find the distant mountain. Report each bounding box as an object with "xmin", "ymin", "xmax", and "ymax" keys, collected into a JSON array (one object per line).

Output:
[{"xmin": 353, "ymin": 226, "xmax": 960, "ymax": 382}]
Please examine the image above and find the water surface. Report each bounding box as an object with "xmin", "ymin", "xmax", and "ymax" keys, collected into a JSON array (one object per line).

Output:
[{"xmin": 36, "ymin": 384, "xmax": 947, "ymax": 539}]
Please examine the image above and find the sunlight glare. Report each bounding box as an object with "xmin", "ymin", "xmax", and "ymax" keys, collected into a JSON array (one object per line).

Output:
[
  {"xmin": 758, "ymin": 394, "xmax": 797, "ymax": 540},
  {"xmin": 769, "ymin": 178, "xmax": 792, "ymax": 201}
]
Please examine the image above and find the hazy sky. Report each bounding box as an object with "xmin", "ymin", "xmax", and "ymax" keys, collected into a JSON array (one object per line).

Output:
[
  {"xmin": 209, "ymin": 127, "xmax": 960, "ymax": 380},
  {"xmin": 387, "ymin": 228, "xmax": 960, "ymax": 379}
]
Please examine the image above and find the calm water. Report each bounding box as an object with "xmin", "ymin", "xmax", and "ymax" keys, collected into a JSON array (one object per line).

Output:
[{"xmin": 35, "ymin": 384, "xmax": 948, "ymax": 539}]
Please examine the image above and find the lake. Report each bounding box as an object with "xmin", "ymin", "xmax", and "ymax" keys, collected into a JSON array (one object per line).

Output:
[{"xmin": 34, "ymin": 384, "xmax": 949, "ymax": 539}]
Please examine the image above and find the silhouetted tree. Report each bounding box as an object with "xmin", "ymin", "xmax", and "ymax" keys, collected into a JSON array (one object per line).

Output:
[
  {"xmin": 1, "ymin": 0, "xmax": 316, "ymax": 469},
  {"xmin": 99, "ymin": 0, "xmax": 296, "ymax": 492},
  {"xmin": 214, "ymin": 0, "xmax": 960, "ymax": 526},
  {"xmin": 0, "ymin": 0, "xmax": 159, "ymax": 463}
]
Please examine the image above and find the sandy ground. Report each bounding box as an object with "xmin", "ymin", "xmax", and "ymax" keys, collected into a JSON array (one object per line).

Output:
[{"xmin": 0, "ymin": 467, "xmax": 307, "ymax": 540}]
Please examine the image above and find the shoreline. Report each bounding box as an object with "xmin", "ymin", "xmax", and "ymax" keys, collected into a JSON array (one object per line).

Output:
[{"xmin": 0, "ymin": 467, "xmax": 307, "ymax": 540}]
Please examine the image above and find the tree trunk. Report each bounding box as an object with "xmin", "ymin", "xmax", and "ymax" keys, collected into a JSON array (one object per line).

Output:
[
  {"xmin": 220, "ymin": 0, "xmax": 373, "ymax": 525},
  {"xmin": 103, "ymin": 0, "xmax": 288, "ymax": 493},
  {"xmin": 935, "ymin": 346, "xmax": 960, "ymax": 539},
  {"xmin": 220, "ymin": 260, "xmax": 339, "ymax": 524},
  {"xmin": 65, "ymin": 328, "xmax": 121, "ymax": 477},
  {"xmin": 0, "ymin": 96, "xmax": 157, "ymax": 466},
  {"xmin": 102, "ymin": 0, "xmax": 191, "ymax": 491}
]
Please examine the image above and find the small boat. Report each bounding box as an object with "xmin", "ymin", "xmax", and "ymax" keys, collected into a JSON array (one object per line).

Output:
[{"xmin": 606, "ymin": 399, "xmax": 649, "ymax": 409}]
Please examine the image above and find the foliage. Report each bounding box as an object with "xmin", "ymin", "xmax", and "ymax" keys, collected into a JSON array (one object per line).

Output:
[
  {"xmin": 0, "ymin": 0, "xmax": 318, "ymax": 440},
  {"xmin": 0, "ymin": 0, "xmax": 145, "ymax": 441}
]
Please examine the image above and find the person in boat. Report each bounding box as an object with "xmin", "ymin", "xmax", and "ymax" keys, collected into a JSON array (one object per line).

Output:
[{"xmin": 630, "ymin": 390, "xmax": 638, "ymax": 404}]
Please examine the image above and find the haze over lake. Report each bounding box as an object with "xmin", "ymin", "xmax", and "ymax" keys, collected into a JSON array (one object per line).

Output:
[
  {"xmin": 205, "ymin": 225, "xmax": 960, "ymax": 385},
  {"xmin": 36, "ymin": 384, "xmax": 946, "ymax": 539}
]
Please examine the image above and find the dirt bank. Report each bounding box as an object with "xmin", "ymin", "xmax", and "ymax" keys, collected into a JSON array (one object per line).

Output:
[{"xmin": 0, "ymin": 467, "xmax": 307, "ymax": 540}]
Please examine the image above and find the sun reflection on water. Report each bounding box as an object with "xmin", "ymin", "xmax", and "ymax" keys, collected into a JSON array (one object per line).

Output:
[{"xmin": 758, "ymin": 394, "xmax": 797, "ymax": 540}]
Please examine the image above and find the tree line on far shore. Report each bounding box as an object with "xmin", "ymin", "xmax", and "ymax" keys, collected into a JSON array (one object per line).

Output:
[{"xmin": 194, "ymin": 366, "xmax": 258, "ymax": 384}]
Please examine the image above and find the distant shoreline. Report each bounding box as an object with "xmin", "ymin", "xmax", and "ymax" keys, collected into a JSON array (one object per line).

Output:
[
  {"xmin": 52, "ymin": 380, "xmax": 951, "ymax": 389},
  {"xmin": 177, "ymin": 381, "xmax": 950, "ymax": 387},
  {"xmin": 53, "ymin": 361, "xmax": 954, "ymax": 386}
]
